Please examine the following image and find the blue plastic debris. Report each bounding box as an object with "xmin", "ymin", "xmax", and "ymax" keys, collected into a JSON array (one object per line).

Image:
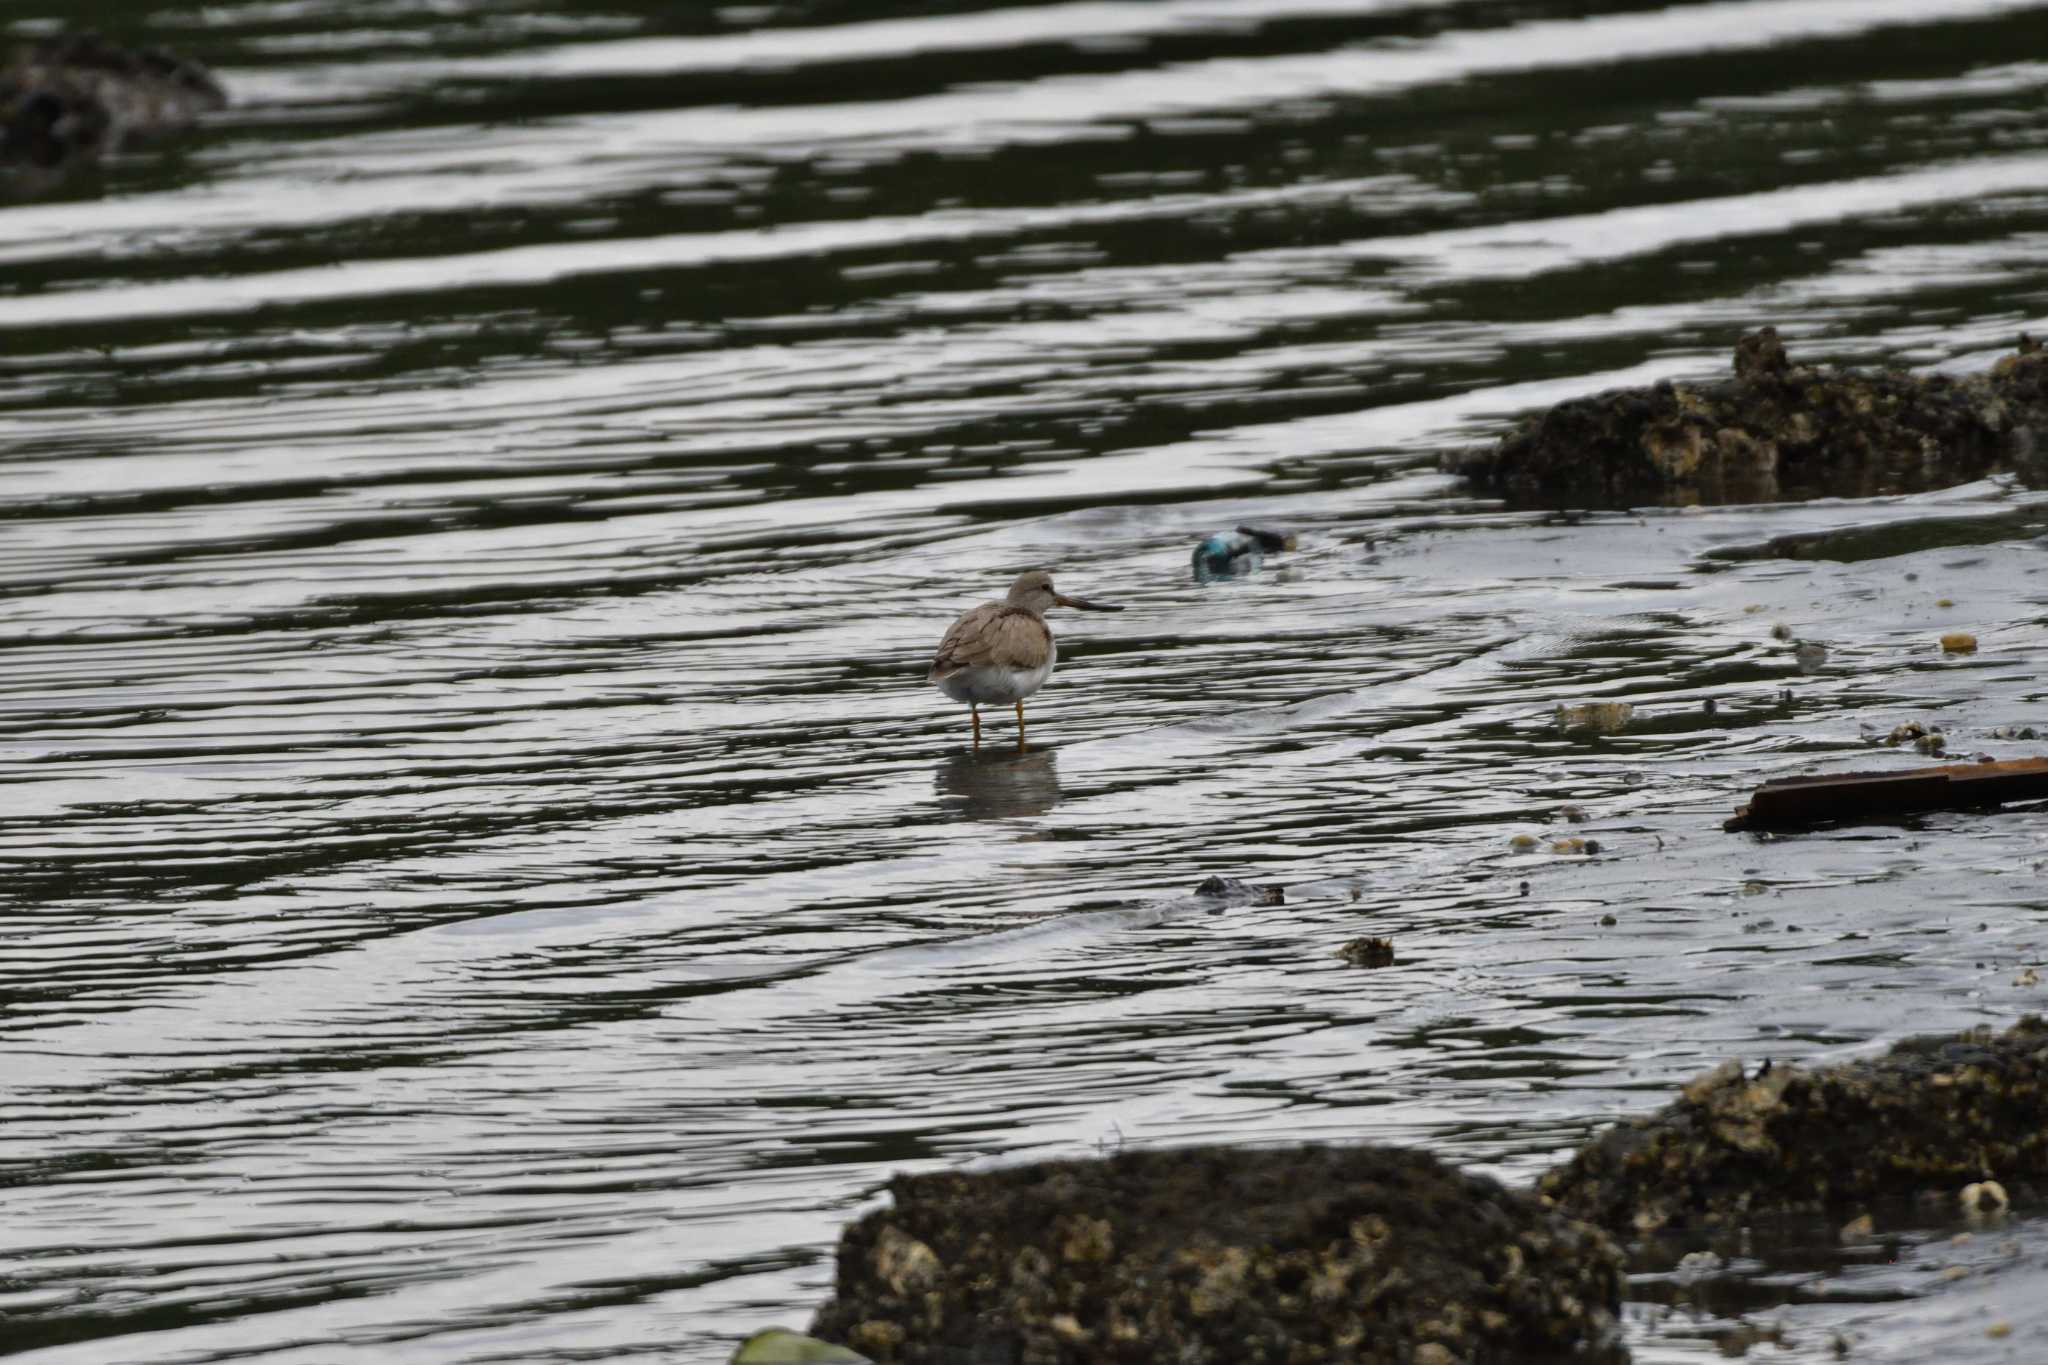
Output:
[{"xmin": 1192, "ymin": 525, "xmax": 1297, "ymax": 582}]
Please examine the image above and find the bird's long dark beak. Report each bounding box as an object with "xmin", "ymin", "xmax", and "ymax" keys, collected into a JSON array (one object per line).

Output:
[{"xmin": 1053, "ymin": 592, "xmax": 1122, "ymax": 612}]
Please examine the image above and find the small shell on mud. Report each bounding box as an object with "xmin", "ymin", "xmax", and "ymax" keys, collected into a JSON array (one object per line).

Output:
[
  {"xmin": 1839, "ymin": 1213, "xmax": 1875, "ymax": 1243},
  {"xmin": 873, "ymin": 1226, "xmax": 942, "ymax": 1295},
  {"xmin": 1672, "ymin": 1250, "xmax": 1724, "ymax": 1284},
  {"xmin": 1884, "ymin": 721, "xmax": 1929, "ymax": 746},
  {"xmin": 1940, "ymin": 632, "xmax": 1978, "ymax": 654},
  {"xmin": 1509, "ymin": 833, "xmax": 1539, "ymax": 850},
  {"xmin": 1960, "ymin": 1180, "xmax": 2010, "ymax": 1216},
  {"xmin": 1556, "ymin": 702, "xmax": 1633, "ymax": 735},
  {"xmin": 2016, "ymin": 968, "xmax": 2041, "ymax": 988}
]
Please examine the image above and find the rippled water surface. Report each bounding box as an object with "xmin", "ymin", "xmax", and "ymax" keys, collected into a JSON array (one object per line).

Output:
[{"xmin": 8, "ymin": 1, "xmax": 2048, "ymax": 1360}]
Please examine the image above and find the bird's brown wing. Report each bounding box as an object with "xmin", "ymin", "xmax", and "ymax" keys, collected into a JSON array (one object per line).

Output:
[{"xmin": 928, "ymin": 604, "xmax": 1051, "ymax": 679}]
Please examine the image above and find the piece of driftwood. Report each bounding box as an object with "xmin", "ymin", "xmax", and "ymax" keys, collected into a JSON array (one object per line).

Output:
[{"xmin": 1725, "ymin": 757, "xmax": 2048, "ymax": 831}]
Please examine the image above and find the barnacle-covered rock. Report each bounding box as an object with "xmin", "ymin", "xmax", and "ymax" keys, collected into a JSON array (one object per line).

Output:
[
  {"xmin": 1542, "ymin": 1017, "xmax": 2048, "ymax": 1235},
  {"xmin": 1453, "ymin": 330, "xmax": 2048, "ymax": 505},
  {"xmin": 810, "ymin": 1144, "xmax": 1627, "ymax": 1364}
]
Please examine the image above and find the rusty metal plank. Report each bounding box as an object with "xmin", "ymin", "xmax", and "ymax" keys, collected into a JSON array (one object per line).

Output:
[{"xmin": 1726, "ymin": 757, "xmax": 2048, "ymax": 831}]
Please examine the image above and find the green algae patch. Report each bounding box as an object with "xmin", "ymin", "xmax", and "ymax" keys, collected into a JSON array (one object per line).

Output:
[
  {"xmin": 732, "ymin": 1329, "xmax": 873, "ymax": 1363},
  {"xmin": 809, "ymin": 1144, "xmax": 1626, "ymax": 1364},
  {"xmin": 1543, "ymin": 1016, "xmax": 2048, "ymax": 1236}
]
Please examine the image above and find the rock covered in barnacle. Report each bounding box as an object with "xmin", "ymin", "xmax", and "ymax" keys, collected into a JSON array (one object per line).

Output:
[
  {"xmin": 1540, "ymin": 1016, "xmax": 2048, "ymax": 1235},
  {"xmin": 1450, "ymin": 330, "xmax": 2048, "ymax": 505},
  {"xmin": 809, "ymin": 1144, "xmax": 1627, "ymax": 1364},
  {"xmin": 2, "ymin": 32, "xmax": 225, "ymax": 169}
]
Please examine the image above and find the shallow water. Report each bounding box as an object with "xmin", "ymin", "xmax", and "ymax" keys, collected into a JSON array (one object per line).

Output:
[{"xmin": 6, "ymin": 1, "xmax": 2048, "ymax": 1360}]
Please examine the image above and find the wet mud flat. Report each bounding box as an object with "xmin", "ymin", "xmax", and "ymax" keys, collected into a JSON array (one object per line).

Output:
[
  {"xmin": 784, "ymin": 330, "xmax": 2048, "ymax": 1362},
  {"xmin": 805, "ymin": 1019, "xmax": 2048, "ymax": 1363},
  {"xmin": 16, "ymin": 1, "xmax": 2048, "ymax": 1362}
]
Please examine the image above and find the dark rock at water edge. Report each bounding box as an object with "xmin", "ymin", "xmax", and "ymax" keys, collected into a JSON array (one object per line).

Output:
[
  {"xmin": 2, "ymin": 32, "xmax": 225, "ymax": 172},
  {"xmin": 809, "ymin": 1144, "xmax": 1627, "ymax": 1364},
  {"xmin": 796, "ymin": 1018, "xmax": 2048, "ymax": 1361},
  {"xmin": 1453, "ymin": 329, "xmax": 2048, "ymax": 505},
  {"xmin": 1543, "ymin": 1015, "xmax": 2048, "ymax": 1235}
]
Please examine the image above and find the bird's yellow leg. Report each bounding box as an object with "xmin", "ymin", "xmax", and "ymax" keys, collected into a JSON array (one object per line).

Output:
[
  {"xmin": 1015, "ymin": 700, "xmax": 1027, "ymax": 752},
  {"xmin": 971, "ymin": 704, "xmax": 981, "ymax": 750}
]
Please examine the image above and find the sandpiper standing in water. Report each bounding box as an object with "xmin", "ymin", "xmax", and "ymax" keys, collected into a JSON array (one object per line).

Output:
[{"xmin": 928, "ymin": 570, "xmax": 1121, "ymax": 751}]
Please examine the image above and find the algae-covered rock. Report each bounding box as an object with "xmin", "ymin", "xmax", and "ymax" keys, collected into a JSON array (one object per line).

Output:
[
  {"xmin": 1454, "ymin": 330, "xmax": 2048, "ymax": 505},
  {"xmin": 1336, "ymin": 935, "xmax": 1396, "ymax": 967},
  {"xmin": 1542, "ymin": 1016, "xmax": 2048, "ymax": 1235},
  {"xmin": 809, "ymin": 1144, "xmax": 1626, "ymax": 1364},
  {"xmin": 2, "ymin": 32, "xmax": 224, "ymax": 171}
]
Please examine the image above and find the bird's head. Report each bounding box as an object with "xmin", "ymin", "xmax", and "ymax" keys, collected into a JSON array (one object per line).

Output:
[{"xmin": 1005, "ymin": 569, "xmax": 1121, "ymax": 615}]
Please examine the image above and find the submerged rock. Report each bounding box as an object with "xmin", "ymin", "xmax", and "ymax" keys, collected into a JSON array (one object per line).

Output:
[
  {"xmin": 1336, "ymin": 935, "xmax": 1396, "ymax": 967},
  {"xmin": 1453, "ymin": 330, "xmax": 2048, "ymax": 505},
  {"xmin": 1, "ymin": 32, "xmax": 225, "ymax": 171},
  {"xmin": 809, "ymin": 1144, "xmax": 1626, "ymax": 1364},
  {"xmin": 1190, "ymin": 875, "xmax": 1284, "ymax": 906},
  {"xmin": 1555, "ymin": 702, "xmax": 1633, "ymax": 736},
  {"xmin": 1542, "ymin": 1016, "xmax": 2048, "ymax": 1235}
]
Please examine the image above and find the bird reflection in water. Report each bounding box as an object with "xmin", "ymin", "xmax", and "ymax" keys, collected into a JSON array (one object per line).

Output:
[{"xmin": 935, "ymin": 747, "xmax": 1061, "ymax": 821}]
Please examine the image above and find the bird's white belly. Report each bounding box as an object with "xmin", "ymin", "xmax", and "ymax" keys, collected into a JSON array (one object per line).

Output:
[{"xmin": 938, "ymin": 645, "xmax": 1055, "ymax": 705}]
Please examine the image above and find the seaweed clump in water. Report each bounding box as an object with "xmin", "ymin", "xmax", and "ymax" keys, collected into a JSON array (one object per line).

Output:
[
  {"xmin": 1454, "ymin": 329, "xmax": 2048, "ymax": 505},
  {"xmin": 1542, "ymin": 1016, "xmax": 2048, "ymax": 1235},
  {"xmin": 809, "ymin": 1143, "xmax": 1626, "ymax": 1364},
  {"xmin": 1, "ymin": 32, "xmax": 225, "ymax": 171}
]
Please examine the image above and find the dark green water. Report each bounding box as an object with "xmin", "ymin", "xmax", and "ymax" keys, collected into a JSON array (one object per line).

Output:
[{"xmin": 7, "ymin": 1, "xmax": 2048, "ymax": 1361}]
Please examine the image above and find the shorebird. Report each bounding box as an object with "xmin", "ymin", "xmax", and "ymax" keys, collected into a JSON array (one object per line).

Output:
[{"xmin": 928, "ymin": 569, "xmax": 1121, "ymax": 751}]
